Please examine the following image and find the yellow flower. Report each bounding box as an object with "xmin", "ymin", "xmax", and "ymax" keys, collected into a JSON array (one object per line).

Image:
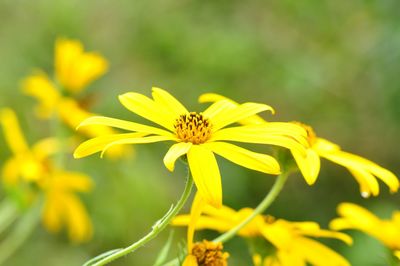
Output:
[
  {"xmin": 200, "ymin": 93, "xmax": 399, "ymax": 197},
  {"xmin": 22, "ymin": 39, "xmax": 126, "ymax": 158},
  {"xmin": 0, "ymin": 108, "xmax": 93, "ymax": 242},
  {"xmin": 330, "ymin": 202, "xmax": 400, "ymax": 258},
  {"xmin": 73, "ymin": 88, "xmax": 308, "ymax": 207},
  {"xmin": 55, "ymin": 38, "xmax": 108, "ymax": 94},
  {"xmin": 173, "ymin": 203, "xmax": 351, "ymax": 266}
]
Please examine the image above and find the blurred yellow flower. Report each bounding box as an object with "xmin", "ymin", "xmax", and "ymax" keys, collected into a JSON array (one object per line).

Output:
[
  {"xmin": 200, "ymin": 93, "xmax": 399, "ymax": 197},
  {"xmin": 55, "ymin": 38, "xmax": 108, "ymax": 94},
  {"xmin": 172, "ymin": 203, "xmax": 352, "ymax": 266},
  {"xmin": 0, "ymin": 108, "xmax": 93, "ymax": 242},
  {"xmin": 330, "ymin": 202, "xmax": 400, "ymax": 258},
  {"xmin": 22, "ymin": 38, "xmax": 126, "ymax": 158},
  {"xmin": 74, "ymin": 88, "xmax": 308, "ymax": 207}
]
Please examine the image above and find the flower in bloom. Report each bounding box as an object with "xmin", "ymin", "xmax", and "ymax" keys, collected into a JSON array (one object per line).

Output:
[
  {"xmin": 73, "ymin": 88, "xmax": 308, "ymax": 207},
  {"xmin": 21, "ymin": 38, "xmax": 125, "ymax": 157},
  {"xmin": 330, "ymin": 202, "xmax": 400, "ymax": 259},
  {"xmin": 0, "ymin": 108, "xmax": 93, "ymax": 242},
  {"xmin": 199, "ymin": 93, "xmax": 399, "ymax": 197},
  {"xmin": 172, "ymin": 202, "xmax": 352, "ymax": 266}
]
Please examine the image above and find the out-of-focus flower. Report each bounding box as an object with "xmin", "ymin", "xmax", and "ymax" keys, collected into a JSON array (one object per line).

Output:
[
  {"xmin": 74, "ymin": 88, "xmax": 308, "ymax": 208},
  {"xmin": 22, "ymin": 38, "xmax": 126, "ymax": 158},
  {"xmin": 0, "ymin": 108, "xmax": 93, "ymax": 242},
  {"xmin": 199, "ymin": 93, "xmax": 399, "ymax": 197},
  {"xmin": 173, "ymin": 203, "xmax": 351, "ymax": 266},
  {"xmin": 330, "ymin": 202, "xmax": 400, "ymax": 259}
]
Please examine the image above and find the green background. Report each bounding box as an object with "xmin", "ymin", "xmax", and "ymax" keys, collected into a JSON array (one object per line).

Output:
[{"xmin": 0, "ymin": 0, "xmax": 399, "ymax": 265}]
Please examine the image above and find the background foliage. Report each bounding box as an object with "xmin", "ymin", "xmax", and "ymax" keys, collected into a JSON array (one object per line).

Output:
[{"xmin": 0, "ymin": 0, "xmax": 399, "ymax": 265}]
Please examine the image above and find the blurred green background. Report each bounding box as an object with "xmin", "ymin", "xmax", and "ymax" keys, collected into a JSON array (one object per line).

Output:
[{"xmin": 0, "ymin": 0, "xmax": 400, "ymax": 265}]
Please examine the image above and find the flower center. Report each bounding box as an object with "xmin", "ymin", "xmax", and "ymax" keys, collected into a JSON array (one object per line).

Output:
[
  {"xmin": 293, "ymin": 122, "xmax": 317, "ymax": 146},
  {"xmin": 174, "ymin": 112, "xmax": 212, "ymax": 144},
  {"xmin": 192, "ymin": 240, "xmax": 229, "ymax": 266}
]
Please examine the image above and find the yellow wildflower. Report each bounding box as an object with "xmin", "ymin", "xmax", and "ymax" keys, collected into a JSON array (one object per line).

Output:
[
  {"xmin": 173, "ymin": 203, "xmax": 351, "ymax": 266},
  {"xmin": 200, "ymin": 93, "xmax": 399, "ymax": 197},
  {"xmin": 22, "ymin": 38, "xmax": 126, "ymax": 158},
  {"xmin": 330, "ymin": 202, "xmax": 400, "ymax": 258},
  {"xmin": 73, "ymin": 88, "xmax": 308, "ymax": 207},
  {"xmin": 0, "ymin": 108, "xmax": 93, "ymax": 242}
]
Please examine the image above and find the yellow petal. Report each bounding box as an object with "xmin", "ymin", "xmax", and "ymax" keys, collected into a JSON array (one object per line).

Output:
[
  {"xmin": 172, "ymin": 215, "xmax": 236, "ymax": 234},
  {"xmin": 199, "ymin": 93, "xmax": 266, "ymax": 125},
  {"xmin": 210, "ymin": 125, "xmax": 307, "ymax": 156},
  {"xmin": 187, "ymin": 145, "xmax": 222, "ymax": 208},
  {"xmin": 203, "ymin": 142, "xmax": 280, "ymax": 175},
  {"xmin": 152, "ymin": 87, "xmax": 188, "ymax": 117},
  {"xmin": 101, "ymin": 135, "xmax": 173, "ymax": 157},
  {"xmin": 293, "ymin": 237, "xmax": 350, "ymax": 266},
  {"xmin": 313, "ymin": 138, "xmax": 341, "ymax": 152},
  {"xmin": 299, "ymin": 227, "xmax": 353, "ymax": 245},
  {"xmin": 63, "ymin": 193, "xmax": 93, "ymax": 242},
  {"xmin": 118, "ymin": 92, "xmax": 176, "ymax": 131},
  {"xmin": 187, "ymin": 193, "xmax": 206, "ymax": 252},
  {"xmin": 163, "ymin": 142, "xmax": 192, "ymax": 171},
  {"xmin": 2, "ymin": 158, "xmax": 20, "ymax": 185},
  {"xmin": 183, "ymin": 255, "xmax": 198, "ymax": 266},
  {"xmin": 42, "ymin": 194, "xmax": 62, "ymax": 233},
  {"xmin": 347, "ymin": 168, "xmax": 380, "ymax": 197},
  {"xmin": 77, "ymin": 116, "xmax": 174, "ymax": 137},
  {"xmin": 51, "ymin": 171, "xmax": 93, "ymax": 192},
  {"xmin": 394, "ymin": 250, "xmax": 400, "ymax": 260},
  {"xmin": 202, "ymin": 100, "xmax": 237, "ymax": 120},
  {"xmin": 55, "ymin": 38, "xmax": 83, "ymax": 88},
  {"xmin": 74, "ymin": 133, "xmax": 145, "ymax": 158},
  {"xmin": 210, "ymin": 102, "xmax": 274, "ymax": 131},
  {"xmin": 291, "ymin": 149, "xmax": 320, "ymax": 185},
  {"xmin": 0, "ymin": 108, "xmax": 29, "ymax": 155},
  {"xmin": 32, "ymin": 138, "xmax": 59, "ymax": 160},
  {"xmin": 21, "ymin": 72, "xmax": 60, "ymax": 118}
]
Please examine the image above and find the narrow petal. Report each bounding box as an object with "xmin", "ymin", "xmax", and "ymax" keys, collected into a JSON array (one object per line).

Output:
[
  {"xmin": 300, "ymin": 228, "xmax": 353, "ymax": 245},
  {"xmin": 348, "ymin": 168, "xmax": 380, "ymax": 197},
  {"xmin": 152, "ymin": 87, "xmax": 188, "ymax": 117},
  {"xmin": 78, "ymin": 116, "xmax": 175, "ymax": 137},
  {"xmin": 32, "ymin": 138, "xmax": 59, "ymax": 160},
  {"xmin": 118, "ymin": 92, "xmax": 176, "ymax": 131},
  {"xmin": 2, "ymin": 158, "xmax": 20, "ymax": 185},
  {"xmin": 210, "ymin": 126, "xmax": 307, "ymax": 156},
  {"xmin": 210, "ymin": 102, "xmax": 274, "ymax": 131},
  {"xmin": 203, "ymin": 142, "xmax": 280, "ymax": 175},
  {"xmin": 0, "ymin": 108, "xmax": 29, "ymax": 155},
  {"xmin": 202, "ymin": 100, "xmax": 237, "ymax": 120},
  {"xmin": 183, "ymin": 255, "xmax": 198, "ymax": 266},
  {"xmin": 63, "ymin": 194, "xmax": 93, "ymax": 242},
  {"xmin": 101, "ymin": 135, "xmax": 173, "ymax": 157},
  {"xmin": 52, "ymin": 171, "xmax": 93, "ymax": 192},
  {"xmin": 73, "ymin": 133, "xmax": 148, "ymax": 158},
  {"xmin": 200, "ymin": 93, "xmax": 267, "ymax": 124},
  {"xmin": 187, "ymin": 193, "xmax": 206, "ymax": 252},
  {"xmin": 291, "ymin": 149, "xmax": 320, "ymax": 185},
  {"xmin": 163, "ymin": 142, "xmax": 192, "ymax": 171},
  {"xmin": 187, "ymin": 145, "xmax": 222, "ymax": 208}
]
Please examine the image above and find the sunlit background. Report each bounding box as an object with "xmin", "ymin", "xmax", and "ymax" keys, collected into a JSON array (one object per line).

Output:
[{"xmin": 0, "ymin": 0, "xmax": 399, "ymax": 265}]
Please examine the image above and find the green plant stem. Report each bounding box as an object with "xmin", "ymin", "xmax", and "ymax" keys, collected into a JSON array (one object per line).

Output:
[
  {"xmin": 214, "ymin": 171, "xmax": 289, "ymax": 243},
  {"xmin": 89, "ymin": 171, "xmax": 194, "ymax": 266},
  {"xmin": 0, "ymin": 199, "xmax": 19, "ymax": 236},
  {"xmin": 162, "ymin": 171, "xmax": 290, "ymax": 266},
  {"xmin": 0, "ymin": 200, "xmax": 41, "ymax": 265}
]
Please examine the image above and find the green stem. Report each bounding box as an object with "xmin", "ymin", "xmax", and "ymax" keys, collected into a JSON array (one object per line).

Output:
[
  {"xmin": 0, "ymin": 200, "xmax": 41, "ymax": 264},
  {"xmin": 214, "ymin": 171, "xmax": 289, "ymax": 243},
  {"xmin": 162, "ymin": 171, "xmax": 290, "ymax": 266},
  {"xmin": 0, "ymin": 198, "xmax": 19, "ymax": 236},
  {"xmin": 89, "ymin": 171, "xmax": 194, "ymax": 266}
]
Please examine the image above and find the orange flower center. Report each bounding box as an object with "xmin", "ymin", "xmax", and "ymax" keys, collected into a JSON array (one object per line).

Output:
[
  {"xmin": 192, "ymin": 240, "xmax": 229, "ymax": 266},
  {"xmin": 174, "ymin": 112, "xmax": 212, "ymax": 144}
]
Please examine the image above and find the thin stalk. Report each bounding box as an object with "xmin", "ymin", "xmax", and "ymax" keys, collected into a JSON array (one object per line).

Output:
[
  {"xmin": 214, "ymin": 171, "xmax": 289, "ymax": 243},
  {"xmin": 0, "ymin": 199, "xmax": 19, "ymax": 236},
  {"xmin": 88, "ymin": 171, "xmax": 194, "ymax": 266}
]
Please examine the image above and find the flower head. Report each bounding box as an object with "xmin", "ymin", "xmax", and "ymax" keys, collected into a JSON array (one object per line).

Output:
[
  {"xmin": 172, "ymin": 203, "xmax": 351, "ymax": 266},
  {"xmin": 330, "ymin": 202, "xmax": 400, "ymax": 257},
  {"xmin": 74, "ymin": 88, "xmax": 308, "ymax": 207},
  {"xmin": 200, "ymin": 93, "xmax": 399, "ymax": 197},
  {"xmin": 0, "ymin": 108, "xmax": 93, "ymax": 242}
]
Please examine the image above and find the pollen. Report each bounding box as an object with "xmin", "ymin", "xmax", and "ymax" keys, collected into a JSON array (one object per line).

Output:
[
  {"xmin": 192, "ymin": 240, "xmax": 229, "ymax": 266},
  {"xmin": 174, "ymin": 112, "xmax": 212, "ymax": 144}
]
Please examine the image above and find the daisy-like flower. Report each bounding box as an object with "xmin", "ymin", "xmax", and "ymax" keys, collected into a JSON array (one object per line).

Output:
[
  {"xmin": 172, "ymin": 202, "xmax": 352, "ymax": 266},
  {"xmin": 0, "ymin": 108, "xmax": 93, "ymax": 242},
  {"xmin": 199, "ymin": 93, "xmax": 399, "ymax": 197},
  {"xmin": 21, "ymin": 38, "xmax": 125, "ymax": 157},
  {"xmin": 73, "ymin": 88, "xmax": 308, "ymax": 207},
  {"xmin": 330, "ymin": 202, "xmax": 400, "ymax": 259}
]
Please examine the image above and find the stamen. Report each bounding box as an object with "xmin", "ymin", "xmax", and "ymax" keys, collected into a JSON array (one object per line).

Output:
[
  {"xmin": 174, "ymin": 112, "xmax": 212, "ymax": 144},
  {"xmin": 192, "ymin": 240, "xmax": 229, "ymax": 266}
]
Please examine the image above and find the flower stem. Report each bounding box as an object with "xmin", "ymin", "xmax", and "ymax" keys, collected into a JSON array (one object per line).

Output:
[
  {"xmin": 88, "ymin": 170, "xmax": 194, "ymax": 266},
  {"xmin": 213, "ymin": 170, "xmax": 290, "ymax": 243}
]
